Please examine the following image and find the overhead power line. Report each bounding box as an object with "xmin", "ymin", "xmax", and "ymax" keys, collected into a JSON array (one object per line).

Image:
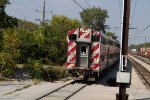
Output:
[
  {"xmin": 72, "ymin": 0, "xmax": 108, "ymax": 31},
  {"xmin": 130, "ymin": 0, "xmax": 138, "ymax": 25},
  {"xmin": 142, "ymin": 24, "xmax": 150, "ymax": 32},
  {"xmin": 129, "ymin": 23, "xmax": 150, "ymax": 41},
  {"xmin": 11, "ymin": 0, "xmax": 35, "ymax": 11},
  {"xmin": 84, "ymin": 0, "xmax": 90, "ymax": 8},
  {"xmin": 8, "ymin": 5, "xmax": 34, "ymax": 21},
  {"xmin": 72, "ymin": 0, "xmax": 94, "ymax": 24},
  {"xmin": 73, "ymin": 0, "xmax": 85, "ymax": 10},
  {"xmin": 27, "ymin": 0, "xmax": 42, "ymax": 8},
  {"xmin": 118, "ymin": 0, "xmax": 122, "ymax": 22}
]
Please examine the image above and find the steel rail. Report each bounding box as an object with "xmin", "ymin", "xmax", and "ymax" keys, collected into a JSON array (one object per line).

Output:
[
  {"xmin": 130, "ymin": 54, "xmax": 150, "ymax": 65},
  {"xmin": 128, "ymin": 56, "xmax": 150, "ymax": 88},
  {"xmin": 64, "ymin": 84, "xmax": 87, "ymax": 100},
  {"xmin": 36, "ymin": 80, "xmax": 89, "ymax": 100},
  {"xmin": 36, "ymin": 80, "xmax": 76, "ymax": 100}
]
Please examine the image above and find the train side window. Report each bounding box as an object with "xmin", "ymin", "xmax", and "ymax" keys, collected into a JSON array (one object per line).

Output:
[
  {"xmin": 107, "ymin": 40, "xmax": 110, "ymax": 45},
  {"xmin": 101, "ymin": 37, "xmax": 106, "ymax": 44},
  {"xmin": 69, "ymin": 34, "xmax": 77, "ymax": 41},
  {"xmin": 115, "ymin": 43, "xmax": 117, "ymax": 47},
  {"xmin": 104, "ymin": 38, "xmax": 106, "ymax": 44},
  {"xmin": 101, "ymin": 37, "xmax": 103, "ymax": 43},
  {"xmin": 110, "ymin": 41, "xmax": 113, "ymax": 46}
]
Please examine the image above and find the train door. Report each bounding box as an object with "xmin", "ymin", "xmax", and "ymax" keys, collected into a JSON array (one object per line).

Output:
[{"xmin": 76, "ymin": 44, "xmax": 90, "ymax": 68}]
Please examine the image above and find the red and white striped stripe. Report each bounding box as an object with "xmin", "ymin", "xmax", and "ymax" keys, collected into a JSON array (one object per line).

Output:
[
  {"xmin": 90, "ymin": 42, "xmax": 100, "ymax": 70},
  {"xmin": 66, "ymin": 29, "xmax": 77, "ymax": 69},
  {"xmin": 66, "ymin": 62, "xmax": 76, "ymax": 69},
  {"xmin": 79, "ymin": 28, "xmax": 90, "ymax": 39}
]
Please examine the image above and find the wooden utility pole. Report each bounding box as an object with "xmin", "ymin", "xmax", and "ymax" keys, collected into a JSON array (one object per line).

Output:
[
  {"xmin": 36, "ymin": 0, "xmax": 49, "ymax": 26},
  {"xmin": 122, "ymin": 0, "xmax": 130, "ymax": 58},
  {"xmin": 116, "ymin": 0, "xmax": 131, "ymax": 100},
  {"xmin": 42, "ymin": 0, "xmax": 46, "ymax": 25}
]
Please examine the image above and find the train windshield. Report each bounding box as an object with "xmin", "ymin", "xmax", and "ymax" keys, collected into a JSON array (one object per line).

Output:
[
  {"xmin": 81, "ymin": 46, "xmax": 87, "ymax": 55},
  {"xmin": 69, "ymin": 34, "xmax": 77, "ymax": 41},
  {"xmin": 91, "ymin": 35, "xmax": 99, "ymax": 42}
]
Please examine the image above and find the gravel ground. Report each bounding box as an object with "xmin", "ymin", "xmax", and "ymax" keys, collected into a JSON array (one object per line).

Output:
[{"xmin": 0, "ymin": 79, "xmax": 34, "ymax": 96}]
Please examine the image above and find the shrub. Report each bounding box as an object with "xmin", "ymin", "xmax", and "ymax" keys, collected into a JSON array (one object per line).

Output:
[
  {"xmin": 0, "ymin": 52, "xmax": 16, "ymax": 77},
  {"xmin": 26, "ymin": 59, "xmax": 66, "ymax": 81},
  {"xmin": 43, "ymin": 66, "xmax": 66, "ymax": 81},
  {"xmin": 26, "ymin": 59, "xmax": 43, "ymax": 79}
]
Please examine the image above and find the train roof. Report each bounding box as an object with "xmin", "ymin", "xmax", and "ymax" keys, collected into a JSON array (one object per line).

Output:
[
  {"xmin": 100, "ymin": 32, "xmax": 120, "ymax": 44},
  {"xmin": 67, "ymin": 28, "xmax": 120, "ymax": 44}
]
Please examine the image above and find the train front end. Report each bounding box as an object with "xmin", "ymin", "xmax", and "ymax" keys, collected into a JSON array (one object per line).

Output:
[{"xmin": 66, "ymin": 28, "xmax": 101, "ymax": 79}]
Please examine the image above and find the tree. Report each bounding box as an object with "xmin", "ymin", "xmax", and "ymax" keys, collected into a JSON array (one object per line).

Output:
[
  {"xmin": 18, "ymin": 20, "xmax": 38, "ymax": 31},
  {"xmin": 106, "ymin": 32, "xmax": 118, "ymax": 40},
  {"xmin": 44, "ymin": 15, "xmax": 81, "ymax": 65},
  {"xmin": 0, "ymin": 0, "xmax": 18, "ymax": 28},
  {"xmin": 49, "ymin": 15, "xmax": 81, "ymax": 35},
  {"xmin": 13, "ymin": 15, "xmax": 81, "ymax": 65},
  {"xmin": 0, "ymin": 29, "xmax": 20, "ymax": 77},
  {"xmin": 80, "ymin": 7, "xmax": 109, "ymax": 32}
]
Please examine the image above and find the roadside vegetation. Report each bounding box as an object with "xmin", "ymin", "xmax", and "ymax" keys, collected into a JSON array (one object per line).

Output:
[
  {"xmin": 129, "ymin": 42, "xmax": 150, "ymax": 49},
  {"xmin": 0, "ymin": 15, "xmax": 81, "ymax": 81},
  {"xmin": 0, "ymin": 0, "xmax": 81, "ymax": 81}
]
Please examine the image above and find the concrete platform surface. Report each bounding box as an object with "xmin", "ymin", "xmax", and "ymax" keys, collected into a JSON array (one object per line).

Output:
[
  {"xmin": 69, "ymin": 64, "xmax": 150, "ymax": 100},
  {"xmin": 0, "ymin": 80, "xmax": 74, "ymax": 100}
]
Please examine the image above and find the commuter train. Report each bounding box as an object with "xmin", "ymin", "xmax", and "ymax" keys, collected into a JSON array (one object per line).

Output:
[{"xmin": 66, "ymin": 28, "xmax": 120, "ymax": 80}]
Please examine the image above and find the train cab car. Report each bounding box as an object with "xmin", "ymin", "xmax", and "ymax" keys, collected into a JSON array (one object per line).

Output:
[{"xmin": 66, "ymin": 28, "xmax": 120, "ymax": 80}]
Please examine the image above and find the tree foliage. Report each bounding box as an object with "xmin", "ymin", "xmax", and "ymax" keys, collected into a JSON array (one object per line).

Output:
[
  {"xmin": 129, "ymin": 42, "xmax": 150, "ymax": 49},
  {"xmin": 18, "ymin": 20, "xmax": 38, "ymax": 31},
  {"xmin": 0, "ymin": 29, "xmax": 20, "ymax": 77},
  {"xmin": 80, "ymin": 7, "xmax": 108, "ymax": 32},
  {"xmin": 0, "ymin": 0, "xmax": 18, "ymax": 28},
  {"xmin": 106, "ymin": 32, "xmax": 118, "ymax": 40},
  {"xmin": 0, "ymin": 15, "xmax": 81, "ymax": 78},
  {"xmin": 44, "ymin": 15, "xmax": 81, "ymax": 65},
  {"xmin": 5, "ymin": 15, "xmax": 81, "ymax": 65}
]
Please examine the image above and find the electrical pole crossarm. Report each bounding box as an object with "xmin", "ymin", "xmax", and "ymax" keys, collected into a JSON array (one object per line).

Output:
[{"xmin": 35, "ymin": 0, "xmax": 52, "ymax": 25}]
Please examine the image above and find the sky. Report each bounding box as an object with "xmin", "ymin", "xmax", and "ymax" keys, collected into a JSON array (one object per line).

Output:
[{"xmin": 6, "ymin": 0, "xmax": 150, "ymax": 46}]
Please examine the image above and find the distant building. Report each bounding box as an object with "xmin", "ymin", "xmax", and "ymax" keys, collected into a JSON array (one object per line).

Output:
[{"xmin": 131, "ymin": 49, "xmax": 137, "ymax": 53}]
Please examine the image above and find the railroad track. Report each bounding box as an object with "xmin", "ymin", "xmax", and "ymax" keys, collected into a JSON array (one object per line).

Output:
[
  {"xmin": 128, "ymin": 56, "xmax": 150, "ymax": 89},
  {"xmin": 36, "ymin": 62, "xmax": 119, "ymax": 100},
  {"xmin": 130, "ymin": 54, "xmax": 150, "ymax": 65},
  {"xmin": 36, "ymin": 80, "xmax": 93, "ymax": 100}
]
